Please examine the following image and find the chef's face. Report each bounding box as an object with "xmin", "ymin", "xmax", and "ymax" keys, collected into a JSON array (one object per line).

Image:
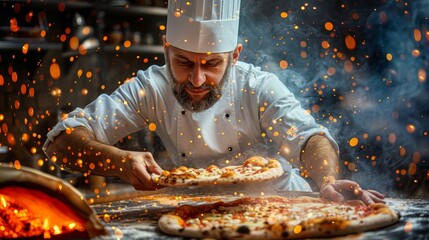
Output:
[{"xmin": 165, "ymin": 41, "xmax": 242, "ymax": 112}]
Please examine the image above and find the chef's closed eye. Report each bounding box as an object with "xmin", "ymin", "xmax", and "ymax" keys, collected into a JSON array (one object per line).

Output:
[
  {"xmin": 175, "ymin": 58, "xmax": 194, "ymax": 67},
  {"xmin": 203, "ymin": 59, "xmax": 223, "ymax": 68}
]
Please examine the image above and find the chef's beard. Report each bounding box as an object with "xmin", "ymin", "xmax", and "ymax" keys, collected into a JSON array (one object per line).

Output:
[{"xmin": 166, "ymin": 53, "xmax": 232, "ymax": 112}]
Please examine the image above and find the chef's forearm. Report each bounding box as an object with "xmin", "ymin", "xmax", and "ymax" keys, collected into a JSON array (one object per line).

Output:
[
  {"xmin": 300, "ymin": 135, "xmax": 340, "ymax": 189},
  {"xmin": 45, "ymin": 126, "xmax": 127, "ymax": 178}
]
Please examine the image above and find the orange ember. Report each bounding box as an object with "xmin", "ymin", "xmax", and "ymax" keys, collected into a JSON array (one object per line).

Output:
[{"xmin": 0, "ymin": 186, "xmax": 86, "ymax": 239}]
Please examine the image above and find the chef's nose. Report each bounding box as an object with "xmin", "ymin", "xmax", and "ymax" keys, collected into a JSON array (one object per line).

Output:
[{"xmin": 188, "ymin": 66, "xmax": 206, "ymax": 87}]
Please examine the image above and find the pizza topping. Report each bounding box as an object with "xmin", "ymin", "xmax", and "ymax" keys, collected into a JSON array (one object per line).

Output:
[
  {"xmin": 161, "ymin": 170, "xmax": 170, "ymax": 177},
  {"xmin": 158, "ymin": 196, "xmax": 399, "ymax": 239},
  {"xmin": 220, "ymin": 170, "xmax": 236, "ymax": 178},
  {"xmin": 242, "ymin": 156, "xmax": 267, "ymax": 167},
  {"xmin": 152, "ymin": 156, "xmax": 284, "ymax": 186}
]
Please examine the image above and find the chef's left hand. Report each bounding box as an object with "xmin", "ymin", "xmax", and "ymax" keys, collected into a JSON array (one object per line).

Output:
[{"xmin": 320, "ymin": 179, "xmax": 385, "ymax": 205}]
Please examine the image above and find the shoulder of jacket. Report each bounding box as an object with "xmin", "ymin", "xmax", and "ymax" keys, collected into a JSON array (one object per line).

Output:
[
  {"xmin": 235, "ymin": 61, "xmax": 279, "ymax": 89},
  {"xmin": 136, "ymin": 65, "xmax": 169, "ymax": 86}
]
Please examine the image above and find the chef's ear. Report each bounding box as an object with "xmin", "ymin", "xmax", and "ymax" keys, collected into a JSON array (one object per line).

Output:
[
  {"xmin": 162, "ymin": 35, "xmax": 170, "ymax": 49},
  {"xmin": 232, "ymin": 44, "xmax": 242, "ymax": 65}
]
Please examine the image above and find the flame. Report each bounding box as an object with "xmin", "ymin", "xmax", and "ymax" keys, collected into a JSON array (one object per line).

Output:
[
  {"xmin": 0, "ymin": 186, "xmax": 86, "ymax": 239},
  {"xmin": 1, "ymin": 196, "xmax": 6, "ymax": 208}
]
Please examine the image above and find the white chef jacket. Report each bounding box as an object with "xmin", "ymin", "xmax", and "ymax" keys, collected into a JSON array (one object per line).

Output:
[{"xmin": 44, "ymin": 61, "xmax": 338, "ymax": 192}]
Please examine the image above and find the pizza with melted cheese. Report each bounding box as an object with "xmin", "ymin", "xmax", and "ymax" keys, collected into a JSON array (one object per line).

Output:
[
  {"xmin": 158, "ymin": 196, "xmax": 399, "ymax": 239},
  {"xmin": 151, "ymin": 156, "xmax": 284, "ymax": 187}
]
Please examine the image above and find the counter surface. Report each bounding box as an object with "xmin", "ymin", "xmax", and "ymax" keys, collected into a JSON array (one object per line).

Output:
[{"xmin": 90, "ymin": 191, "xmax": 428, "ymax": 240}]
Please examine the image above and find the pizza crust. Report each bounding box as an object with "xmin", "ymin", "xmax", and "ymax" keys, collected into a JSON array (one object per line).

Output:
[
  {"xmin": 151, "ymin": 156, "xmax": 284, "ymax": 187},
  {"xmin": 158, "ymin": 196, "xmax": 399, "ymax": 239}
]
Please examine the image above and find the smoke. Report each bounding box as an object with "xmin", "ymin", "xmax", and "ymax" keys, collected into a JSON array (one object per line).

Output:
[{"xmin": 239, "ymin": 0, "xmax": 429, "ymax": 197}]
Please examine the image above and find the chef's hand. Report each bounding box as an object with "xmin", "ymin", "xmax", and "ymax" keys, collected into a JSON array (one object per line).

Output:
[
  {"xmin": 117, "ymin": 151, "xmax": 164, "ymax": 191},
  {"xmin": 320, "ymin": 177, "xmax": 385, "ymax": 205}
]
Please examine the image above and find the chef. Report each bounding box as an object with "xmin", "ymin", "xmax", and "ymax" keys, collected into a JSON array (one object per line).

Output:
[{"xmin": 44, "ymin": 0, "xmax": 385, "ymax": 204}]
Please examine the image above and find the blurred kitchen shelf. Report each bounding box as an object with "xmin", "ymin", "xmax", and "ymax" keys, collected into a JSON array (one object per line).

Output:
[
  {"xmin": 102, "ymin": 44, "xmax": 164, "ymax": 54},
  {"xmin": 61, "ymin": 44, "xmax": 164, "ymax": 57},
  {"xmin": 0, "ymin": 40, "xmax": 62, "ymax": 51},
  {"xmin": 0, "ymin": 0, "xmax": 94, "ymax": 9},
  {"xmin": 101, "ymin": 5, "xmax": 167, "ymax": 16},
  {"xmin": 2, "ymin": 0, "xmax": 167, "ymax": 16}
]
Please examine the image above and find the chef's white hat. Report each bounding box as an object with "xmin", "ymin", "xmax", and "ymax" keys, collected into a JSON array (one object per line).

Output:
[{"xmin": 166, "ymin": 0, "xmax": 241, "ymax": 53}]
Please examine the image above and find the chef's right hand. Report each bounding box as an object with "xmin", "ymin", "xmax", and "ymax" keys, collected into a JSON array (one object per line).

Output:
[{"xmin": 117, "ymin": 151, "xmax": 164, "ymax": 191}]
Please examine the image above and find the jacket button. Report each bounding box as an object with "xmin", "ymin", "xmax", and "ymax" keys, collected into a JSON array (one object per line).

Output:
[
  {"xmin": 228, "ymin": 147, "xmax": 233, "ymax": 151},
  {"xmin": 225, "ymin": 113, "xmax": 230, "ymax": 118},
  {"xmin": 181, "ymin": 110, "xmax": 186, "ymax": 115},
  {"xmin": 181, "ymin": 153, "xmax": 186, "ymax": 157}
]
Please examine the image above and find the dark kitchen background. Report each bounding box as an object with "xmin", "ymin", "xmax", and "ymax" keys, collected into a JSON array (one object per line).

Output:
[{"xmin": 0, "ymin": 0, "xmax": 428, "ymax": 199}]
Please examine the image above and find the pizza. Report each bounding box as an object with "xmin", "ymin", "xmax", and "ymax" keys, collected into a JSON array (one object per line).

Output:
[
  {"xmin": 151, "ymin": 156, "xmax": 284, "ymax": 186},
  {"xmin": 158, "ymin": 196, "xmax": 399, "ymax": 239}
]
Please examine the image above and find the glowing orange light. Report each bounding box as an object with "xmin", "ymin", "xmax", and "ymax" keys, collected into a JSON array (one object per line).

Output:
[
  {"xmin": 81, "ymin": 88, "xmax": 88, "ymax": 96},
  {"xmin": 89, "ymin": 163, "xmax": 95, "ymax": 170},
  {"xmin": 60, "ymin": 34, "xmax": 67, "ymax": 42},
  {"xmin": 36, "ymin": 159, "xmax": 44, "ymax": 167},
  {"xmin": 14, "ymin": 160, "xmax": 21, "ymax": 170},
  {"xmin": 293, "ymin": 225, "xmax": 302, "ymax": 234},
  {"xmin": 400, "ymin": 147, "xmax": 406, "ymax": 157},
  {"xmin": 12, "ymin": 72, "xmax": 18, "ymax": 82},
  {"xmin": 78, "ymin": 45, "xmax": 88, "ymax": 55},
  {"xmin": 28, "ymin": 107, "xmax": 34, "ymax": 117},
  {"xmin": 406, "ymin": 124, "xmax": 416, "ymax": 133},
  {"xmin": 50, "ymin": 87, "xmax": 62, "ymax": 97},
  {"xmin": 279, "ymin": 60, "xmax": 288, "ymax": 69},
  {"xmin": 418, "ymin": 69, "xmax": 426, "ymax": 83},
  {"xmin": 321, "ymin": 40, "xmax": 330, "ymax": 49},
  {"xmin": 82, "ymin": 26, "xmax": 91, "ymax": 36},
  {"xmin": 412, "ymin": 152, "xmax": 421, "ymax": 163},
  {"xmin": 408, "ymin": 163, "xmax": 417, "ymax": 175},
  {"xmin": 86, "ymin": 71, "xmax": 92, "ymax": 78},
  {"xmin": 349, "ymin": 137, "xmax": 358, "ymax": 147},
  {"xmin": 10, "ymin": 18, "xmax": 20, "ymax": 32},
  {"xmin": 58, "ymin": 2, "xmax": 66, "ymax": 12},
  {"xmin": 345, "ymin": 35, "xmax": 356, "ymax": 50},
  {"xmin": 404, "ymin": 221, "xmax": 413, "ymax": 233},
  {"xmin": 26, "ymin": 11, "xmax": 34, "ymax": 22},
  {"xmin": 29, "ymin": 87, "xmax": 35, "ymax": 97},
  {"xmin": 1, "ymin": 123, "xmax": 8, "ymax": 134},
  {"xmin": 14, "ymin": 100, "xmax": 20, "ymax": 110},
  {"xmin": 159, "ymin": 25, "xmax": 166, "ymax": 31},
  {"xmin": 0, "ymin": 74, "xmax": 4, "ymax": 86},
  {"xmin": 50, "ymin": 62, "xmax": 61, "ymax": 79},
  {"xmin": 30, "ymin": 147, "xmax": 37, "ymax": 154},
  {"xmin": 149, "ymin": 123, "xmax": 157, "ymax": 132},
  {"xmin": 312, "ymin": 105, "xmax": 320, "ymax": 113},
  {"xmin": 22, "ymin": 43, "xmax": 29, "ymax": 54},
  {"xmin": 20, "ymin": 84, "xmax": 27, "ymax": 94},
  {"xmin": 124, "ymin": 40, "xmax": 132, "ymax": 48},
  {"xmin": 414, "ymin": 29, "xmax": 422, "ymax": 42},
  {"xmin": 412, "ymin": 49, "xmax": 420, "ymax": 57},
  {"xmin": 386, "ymin": 53, "xmax": 393, "ymax": 61},
  {"xmin": 324, "ymin": 22, "xmax": 334, "ymax": 31},
  {"xmin": 69, "ymin": 36, "xmax": 79, "ymax": 50},
  {"xmin": 348, "ymin": 162, "xmax": 356, "ymax": 171},
  {"xmin": 327, "ymin": 67, "xmax": 336, "ymax": 76},
  {"xmin": 280, "ymin": 12, "xmax": 288, "ymax": 18}
]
